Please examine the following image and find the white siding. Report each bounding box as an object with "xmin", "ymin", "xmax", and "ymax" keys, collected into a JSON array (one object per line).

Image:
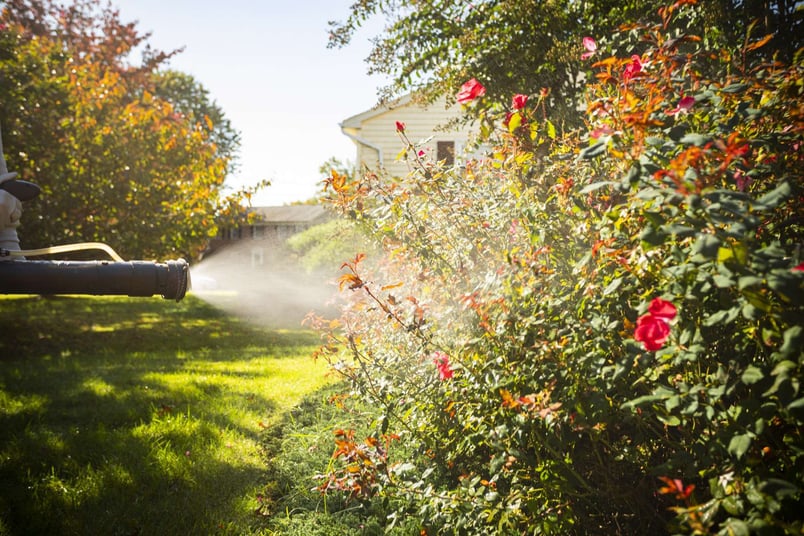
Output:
[{"xmin": 343, "ymin": 96, "xmax": 475, "ymax": 178}]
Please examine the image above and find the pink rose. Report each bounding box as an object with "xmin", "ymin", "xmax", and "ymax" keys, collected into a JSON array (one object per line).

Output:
[
  {"xmin": 667, "ymin": 95, "xmax": 695, "ymax": 115},
  {"xmin": 581, "ymin": 37, "xmax": 597, "ymax": 60},
  {"xmin": 432, "ymin": 351, "xmax": 454, "ymax": 380},
  {"xmin": 623, "ymin": 55, "xmax": 643, "ymax": 82}
]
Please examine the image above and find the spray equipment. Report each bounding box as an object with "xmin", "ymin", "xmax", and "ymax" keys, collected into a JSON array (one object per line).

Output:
[{"xmin": 0, "ymin": 124, "xmax": 190, "ymax": 301}]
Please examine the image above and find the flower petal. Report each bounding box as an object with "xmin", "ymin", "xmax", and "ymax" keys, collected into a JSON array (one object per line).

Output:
[
  {"xmin": 648, "ymin": 297, "xmax": 677, "ymax": 321},
  {"xmin": 456, "ymin": 78, "xmax": 486, "ymax": 104}
]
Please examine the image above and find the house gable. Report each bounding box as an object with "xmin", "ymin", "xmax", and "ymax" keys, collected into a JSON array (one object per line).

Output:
[{"xmin": 341, "ymin": 95, "xmax": 475, "ymax": 177}]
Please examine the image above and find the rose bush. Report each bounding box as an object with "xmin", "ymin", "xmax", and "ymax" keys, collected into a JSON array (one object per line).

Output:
[{"xmin": 311, "ymin": 2, "xmax": 802, "ymax": 534}]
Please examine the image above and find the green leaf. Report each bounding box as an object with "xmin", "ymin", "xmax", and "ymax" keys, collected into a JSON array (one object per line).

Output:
[
  {"xmin": 640, "ymin": 225, "xmax": 666, "ymax": 247},
  {"xmin": 643, "ymin": 211, "xmax": 665, "ymax": 227},
  {"xmin": 656, "ymin": 414, "xmax": 681, "ymax": 426},
  {"xmin": 767, "ymin": 270, "xmax": 803, "ymax": 303},
  {"xmin": 713, "ymin": 274, "xmax": 734, "ymax": 288},
  {"xmin": 720, "ymin": 518, "xmax": 750, "ymax": 536},
  {"xmin": 579, "ymin": 181, "xmax": 617, "ymax": 194},
  {"xmin": 787, "ymin": 397, "xmax": 804, "ymax": 421},
  {"xmin": 755, "ymin": 180, "xmax": 792, "ymax": 210},
  {"xmin": 727, "ymin": 433, "xmax": 753, "ymax": 459},
  {"xmin": 545, "ymin": 120, "xmax": 556, "ymax": 140},
  {"xmin": 741, "ymin": 302, "xmax": 760, "ymax": 320},
  {"xmin": 693, "ymin": 234, "xmax": 720, "ymax": 259},
  {"xmin": 603, "ymin": 277, "xmax": 623, "ymax": 296},
  {"xmin": 741, "ymin": 289, "xmax": 771, "ymax": 312},
  {"xmin": 721, "ymin": 83, "xmax": 750, "ymax": 93},
  {"xmin": 661, "ymin": 223, "xmax": 696, "ymax": 238},
  {"xmin": 580, "ymin": 139, "xmax": 607, "ymax": 159},
  {"xmin": 779, "ymin": 326, "xmax": 803, "ymax": 358},
  {"xmin": 738, "ymin": 275, "xmax": 763, "ymax": 290},
  {"xmin": 393, "ymin": 462, "xmax": 417, "ymax": 475},
  {"xmin": 741, "ymin": 365, "xmax": 764, "ymax": 385},
  {"xmin": 507, "ymin": 112, "xmax": 522, "ymax": 133},
  {"xmin": 703, "ymin": 307, "xmax": 739, "ymax": 326},
  {"xmin": 679, "ymin": 133, "xmax": 712, "ymax": 146},
  {"xmin": 759, "ymin": 478, "xmax": 799, "ymax": 501},
  {"xmin": 721, "ymin": 496, "xmax": 745, "ymax": 516},
  {"xmin": 622, "ymin": 395, "xmax": 663, "ymax": 410},
  {"xmin": 667, "ymin": 124, "xmax": 687, "ymax": 141},
  {"xmin": 717, "ymin": 246, "xmax": 734, "ymax": 263},
  {"xmin": 665, "ymin": 395, "xmax": 681, "ymax": 411}
]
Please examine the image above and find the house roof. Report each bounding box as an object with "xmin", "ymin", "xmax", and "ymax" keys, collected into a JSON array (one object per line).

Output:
[
  {"xmin": 250, "ymin": 205, "xmax": 329, "ymax": 224},
  {"xmin": 340, "ymin": 93, "xmax": 418, "ymax": 129}
]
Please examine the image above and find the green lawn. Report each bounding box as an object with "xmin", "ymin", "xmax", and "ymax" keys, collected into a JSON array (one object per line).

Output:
[{"xmin": 0, "ymin": 294, "xmax": 331, "ymax": 535}]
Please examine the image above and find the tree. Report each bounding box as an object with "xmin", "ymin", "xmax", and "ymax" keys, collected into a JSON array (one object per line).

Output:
[
  {"xmin": 329, "ymin": 0, "xmax": 802, "ymax": 131},
  {"xmin": 0, "ymin": 0, "xmax": 260, "ymax": 261},
  {"xmin": 152, "ymin": 70, "xmax": 241, "ymax": 175},
  {"xmin": 318, "ymin": 156, "xmax": 354, "ymax": 183}
]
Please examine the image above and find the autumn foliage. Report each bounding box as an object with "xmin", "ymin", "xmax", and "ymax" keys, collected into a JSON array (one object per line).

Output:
[
  {"xmin": 0, "ymin": 0, "xmax": 259, "ymax": 260},
  {"xmin": 313, "ymin": 2, "xmax": 802, "ymax": 534}
]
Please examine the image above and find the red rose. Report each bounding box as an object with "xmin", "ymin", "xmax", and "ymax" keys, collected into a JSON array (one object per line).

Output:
[
  {"xmin": 634, "ymin": 314, "xmax": 671, "ymax": 351},
  {"xmin": 647, "ymin": 297, "xmax": 677, "ymax": 321},
  {"xmin": 511, "ymin": 94, "xmax": 528, "ymax": 110},
  {"xmin": 395, "ymin": 121, "xmax": 406, "ymax": 132},
  {"xmin": 456, "ymin": 78, "xmax": 486, "ymax": 104},
  {"xmin": 634, "ymin": 297, "xmax": 677, "ymax": 351}
]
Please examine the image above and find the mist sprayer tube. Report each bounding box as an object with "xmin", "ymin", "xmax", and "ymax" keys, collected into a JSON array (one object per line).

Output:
[{"xmin": 0, "ymin": 259, "xmax": 190, "ymax": 301}]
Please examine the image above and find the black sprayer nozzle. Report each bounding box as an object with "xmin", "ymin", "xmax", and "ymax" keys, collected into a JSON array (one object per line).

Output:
[{"xmin": 0, "ymin": 259, "xmax": 190, "ymax": 301}]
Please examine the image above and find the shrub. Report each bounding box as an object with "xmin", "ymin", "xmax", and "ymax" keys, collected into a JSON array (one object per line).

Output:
[{"xmin": 311, "ymin": 3, "xmax": 803, "ymax": 534}]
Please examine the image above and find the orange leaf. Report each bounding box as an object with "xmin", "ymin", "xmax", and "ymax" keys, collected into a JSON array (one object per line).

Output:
[
  {"xmin": 746, "ymin": 34, "xmax": 774, "ymax": 52},
  {"xmin": 338, "ymin": 273, "xmax": 364, "ymax": 291},
  {"xmin": 500, "ymin": 389, "xmax": 520, "ymax": 408},
  {"xmin": 592, "ymin": 56, "xmax": 619, "ymax": 68},
  {"xmin": 381, "ymin": 282, "xmax": 404, "ymax": 291}
]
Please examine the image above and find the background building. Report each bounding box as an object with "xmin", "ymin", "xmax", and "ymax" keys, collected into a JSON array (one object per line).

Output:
[{"xmin": 340, "ymin": 95, "xmax": 476, "ymax": 176}]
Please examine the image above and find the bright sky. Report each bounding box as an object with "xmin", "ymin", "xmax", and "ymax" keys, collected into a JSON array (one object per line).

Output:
[{"xmin": 114, "ymin": 0, "xmax": 385, "ymax": 206}]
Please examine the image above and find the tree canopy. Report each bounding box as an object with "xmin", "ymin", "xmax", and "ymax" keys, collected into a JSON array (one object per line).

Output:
[
  {"xmin": 0, "ymin": 0, "xmax": 261, "ymax": 261},
  {"xmin": 330, "ymin": 0, "xmax": 802, "ymax": 129}
]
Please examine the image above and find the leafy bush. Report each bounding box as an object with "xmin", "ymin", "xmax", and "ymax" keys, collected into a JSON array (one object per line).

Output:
[
  {"xmin": 311, "ymin": 3, "xmax": 803, "ymax": 534},
  {"xmin": 287, "ymin": 218, "xmax": 379, "ymax": 274}
]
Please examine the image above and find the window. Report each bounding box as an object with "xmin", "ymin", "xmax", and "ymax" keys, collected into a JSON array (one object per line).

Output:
[
  {"xmin": 437, "ymin": 141, "xmax": 455, "ymax": 165},
  {"xmin": 252, "ymin": 225, "xmax": 265, "ymax": 239}
]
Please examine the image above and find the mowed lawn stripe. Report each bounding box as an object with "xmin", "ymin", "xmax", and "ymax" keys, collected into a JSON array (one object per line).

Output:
[{"xmin": 0, "ymin": 294, "xmax": 331, "ymax": 535}]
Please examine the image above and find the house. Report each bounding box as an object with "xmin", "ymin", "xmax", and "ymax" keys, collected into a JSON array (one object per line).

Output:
[
  {"xmin": 340, "ymin": 94, "xmax": 476, "ymax": 177},
  {"xmin": 206, "ymin": 204, "xmax": 330, "ymax": 267},
  {"xmin": 204, "ymin": 95, "xmax": 473, "ymax": 263}
]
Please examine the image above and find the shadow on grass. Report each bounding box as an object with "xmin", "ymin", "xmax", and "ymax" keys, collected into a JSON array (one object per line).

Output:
[
  {"xmin": 0, "ymin": 295, "xmax": 326, "ymax": 535},
  {"xmin": 0, "ymin": 294, "xmax": 320, "ymax": 360}
]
